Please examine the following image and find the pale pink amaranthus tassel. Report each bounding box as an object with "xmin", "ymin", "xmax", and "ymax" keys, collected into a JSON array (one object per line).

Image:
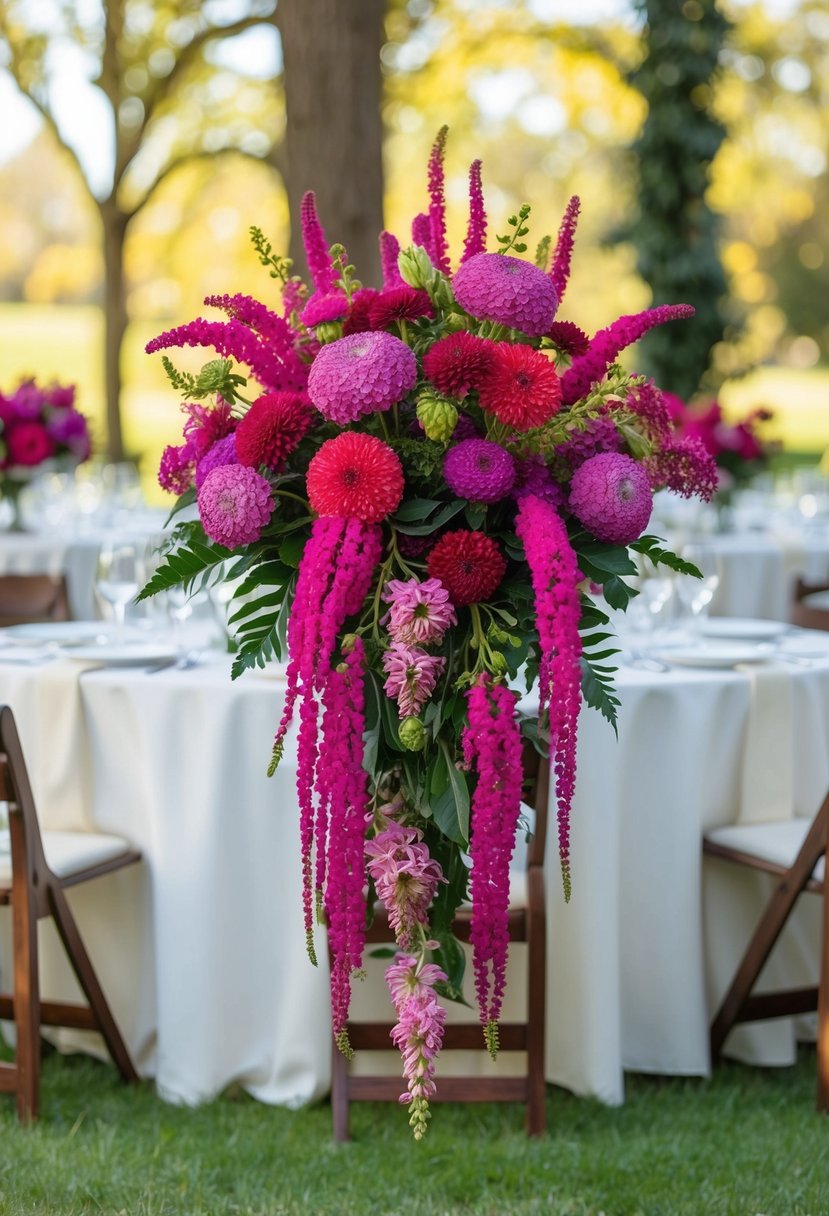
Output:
[
  {"xmin": 461, "ymin": 159, "xmax": 488, "ymax": 264},
  {"xmin": 549, "ymin": 196, "xmax": 580, "ymax": 305},
  {"xmin": 462, "ymin": 675, "xmax": 524, "ymax": 1056},
  {"xmin": 379, "ymin": 231, "xmax": 404, "ymax": 288},
  {"xmin": 268, "ymin": 517, "xmax": 382, "ymax": 961},
  {"xmin": 426, "ymin": 126, "xmax": 451, "ymax": 275},
  {"xmin": 300, "ymin": 191, "xmax": 340, "ymax": 295},
  {"xmin": 515, "ymin": 495, "xmax": 582, "ymax": 901},
  {"xmin": 318, "ymin": 638, "xmax": 371, "ymax": 1052},
  {"xmin": 559, "ymin": 304, "xmax": 696, "ymax": 406},
  {"xmin": 386, "ymin": 953, "xmax": 448, "ymax": 1140}
]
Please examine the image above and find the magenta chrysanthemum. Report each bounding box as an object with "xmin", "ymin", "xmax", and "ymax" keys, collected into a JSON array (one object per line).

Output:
[
  {"xmin": 477, "ymin": 343, "xmax": 562, "ymax": 432},
  {"xmin": 568, "ymin": 451, "xmax": 653, "ymax": 544},
  {"xmin": 443, "ymin": 438, "xmax": 515, "ymax": 503},
  {"xmin": 195, "ymin": 433, "xmax": 238, "ymax": 488},
  {"xmin": 382, "ymin": 643, "xmax": 445, "ymax": 717},
  {"xmin": 183, "ymin": 398, "xmax": 235, "ymax": 460},
  {"xmin": 382, "ymin": 578, "xmax": 457, "ymax": 646},
  {"xmin": 422, "ymin": 332, "xmax": 495, "ymax": 400},
  {"xmin": 158, "ymin": 443, "xmax": 195, "ymax": 495},
  {"xmin": 426, "ymin": 530, "xmax": 506, "ymax": 607},
  {"xmin": 515, "ymin": 495, "xmax": 582, "ymax": 900},
  {"xmin": 306, "ymin": 432, "xmax": 404, "ymax": 523},
  {"xmin": 234, "ymin": 391, "xmax": 313, "ymax": 471},
  {"xmin": 452, "ymin": 252, "xmax": 558, "ymax": 337},
  {"xmin": 301, "ymin": 292, "xmax": 349, "ymax": 328},
  {"xmin": 307, "ymin": 331, "xmax": 417, "ymax": 424},
  {"xmin": 197, "ymin": 464, "xmax": 274, "ymax": 548}
]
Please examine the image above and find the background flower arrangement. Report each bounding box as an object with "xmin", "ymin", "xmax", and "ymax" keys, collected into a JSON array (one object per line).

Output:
[
  {"xmin": 665, "ymin": 394, "xmax": 776, "ymax": 493},
  {"xmin": 0, "ymin": 377, "xmax": 92, "ymax": 515},
  {"xmin": 142, "ymin": 129, "xmax": 714, "ymax": 1137}
]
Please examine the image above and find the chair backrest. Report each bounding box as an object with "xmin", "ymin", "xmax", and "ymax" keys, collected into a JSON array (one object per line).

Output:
[
  {"xmin": 520, "ymin": 737, "xmax": 550, "ymax": 872},
  {"xmin": 790, "ymin": 578, "xmax": 829, "ymax": 631},
  {"xmin": 0, "ymin": 705, "xmax": 46, "ymax": 898},
  {"xmin": 0, "ymin": 574, "xmax": 70, "ymax": 626}
]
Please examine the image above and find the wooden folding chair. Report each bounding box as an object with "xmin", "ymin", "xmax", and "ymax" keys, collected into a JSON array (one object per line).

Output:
[
  {"xmin": 331, "ymin": 740, "xmax": 550, "ymax": 1140},
  {"xmin": 703, "ymin": 793, "xmax": 828, "ymax": 1110},
  {"xmin": 0, "ymin": 704, "xmax": 141, "ymax": 1122},
  {"xmin": 790, "ymin": 578, "xmax": 829, "ymax": 632},
  {"xmin": 0, "ymin": 574, "xmax": 71, "ymax": 626}
]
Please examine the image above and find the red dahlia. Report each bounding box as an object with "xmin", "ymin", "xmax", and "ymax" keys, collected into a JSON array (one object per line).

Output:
[
  {"xmin": 306, "ymin": 431, "xmax": 404, "ymax": 523},
  {"xmin": 546, "ymin": 320, "xmax": 590, "ymax": 359},
  {"xmin": 342, "ymin": 288, "xmax": 379, "ymax": 336},
  {"xmin": 477, "ymin": 343, "xmax": 562, "ymax": 432},
  {"xmin": 426, "ymin": 530, "xmax": 506, "ymax": 606},
  {"xmin": 235, "ymin": 392, "xmax": 313, "ymax": 471},
  {"xmin": 422, "ymin": 332, "xmax": 495, "ymax": 400},
  {"xmin": 369, "ymin": 287, "xmax": 434, "ymax": 330}
]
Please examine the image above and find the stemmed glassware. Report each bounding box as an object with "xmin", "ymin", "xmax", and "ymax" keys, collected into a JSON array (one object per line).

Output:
[
  {"xmin": 677, "ymin": 547, "xmax": 721, "ymax": 631},
  {"xmin": 95, "ymin": 539, "xmax": 142, "ymax": 643}
]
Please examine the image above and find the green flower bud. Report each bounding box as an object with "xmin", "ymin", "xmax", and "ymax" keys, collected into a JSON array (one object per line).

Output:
[
  {"xmin": 399, "ymin": 716, "xmax": 427, "ymax": 752},
  {"xmin": 314, "ymin": 321, "xmax": 343, "ymax": 345},
  {"xmin": 398, "ymin": 245, "xmax": 435, "ymax": 290},
  {"xmin": 489, "ymin": 650, "xmax": 508, "ymax": 676},
  {"xmin": 195, "ymin": 358, "xmax": 235, "ymax": 394},
  {"xmin": 416, "ymin": 391, "xmax": 458, "ymax": 442}
]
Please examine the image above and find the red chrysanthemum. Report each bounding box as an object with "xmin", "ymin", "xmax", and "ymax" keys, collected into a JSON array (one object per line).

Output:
[
  {"xmin": 306, "ymin": 431, "xmax": 404, "ymax": 523},
  {"xmin": 477, "ymin": 343, "xmax": 562, "ymax": 432},
  {"xmin": 235, "ymin": 392, "xmax": 313, "ymax": 471},
  {"xmin": 368, "ymin": 287, "xmax": 434, "ymax": 330},
  {"xmin": 546, "ymin": 320, "xmax": 590, "ymax": 359},
  {"xmin": 422, "ymin": 332, "xmax": 495, "ymax": 400},
  {"xmin": 426, "ymin": 530, "xmax": 506, "ymax": 606}
]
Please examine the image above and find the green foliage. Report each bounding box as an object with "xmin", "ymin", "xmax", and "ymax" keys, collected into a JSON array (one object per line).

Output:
[
  {"xmin": 631, "ymin": 534, "xmax": 702, "ymax": 577},
  {"xmin": 496, "ymin": 203, "xmax": 532, "ymax": 255},
  {"xmin": 624, "ymin": 0, "xmax": 732, "ymax": 398},
  {"xmin": 136, "ymin": 538, "xmax": 232, "ymax": 601},
  {"xmin": 227, "ymin": 561, "xmax": 297, "ymax": 678}
]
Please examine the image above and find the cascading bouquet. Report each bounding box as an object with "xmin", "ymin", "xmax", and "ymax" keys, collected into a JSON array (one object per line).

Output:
[
  {"xmin": 0, "ymin": 377, "xmax": 91, "ymax": 502},
  {"xmin": 142, "ymin": 129, "xmax": 716, "ymax": 1137}
]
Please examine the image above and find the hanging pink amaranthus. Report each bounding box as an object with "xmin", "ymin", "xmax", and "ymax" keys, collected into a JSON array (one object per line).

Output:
[
  {"xmin": 560, "ymin": 304, "xmax": 696, "ymax": 406},
  {"xmin": 461, "ymin": 159, "xmax": 487, "ymax": 264},
  {"xmin": 318, "ymin": 638, "xmax": 371, "ymax": 1051},
  {"xmin": 462, "ymin": 676, "xmax": 524, "ymax": 1055},
  {"xmin": 549, "ymin": 196, "xmax": 580, "ymax": 305},
  {"xmin": 269, "ymin": 517, "xmax": 382, "ymax": 962},
  {"xmin": 427, "ymin": 126, "xmax": 451, "ymax": 275},
  {"xmin": 515, "ymin": 495, "xmax": 582, "ymax": 902},
  {"xmin": 300, "ymin": 191, "xmax": 339, "ymax": 295}
]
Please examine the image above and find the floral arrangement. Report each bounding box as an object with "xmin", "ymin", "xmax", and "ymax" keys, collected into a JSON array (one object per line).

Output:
[
  {"xmin": 665, "ymin": 394, "xmax": 775, "ymax": 491},
  {"xmin": 142, "ymin": 129, "xmax": 714, "ymax": 1137},
  {"xmin": 0, "ymin": 378, "xmax": 91, "ymax": 505}
]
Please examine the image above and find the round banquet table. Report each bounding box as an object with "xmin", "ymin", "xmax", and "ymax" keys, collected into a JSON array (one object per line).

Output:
[{"xmin": 1, "ymin": 630, "xmax": 828, "ymax": 1106}]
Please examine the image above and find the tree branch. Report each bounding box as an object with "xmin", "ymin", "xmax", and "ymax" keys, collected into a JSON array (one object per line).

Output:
[{"xmin": 121, "ymin": 145, "xmax": 282, "ymax": 221}]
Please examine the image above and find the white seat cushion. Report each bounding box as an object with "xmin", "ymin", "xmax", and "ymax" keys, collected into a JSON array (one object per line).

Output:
[
  {"xmin": 0, "ymin": 830, "xmax": 135, "ymax": 885},
  {"xmin": 705, "ymin": 818, "xmax": 825, "ymax": 883},
  {"xmin": 802, "ymin": 590, "xmax": 829, "ymax": 612}
]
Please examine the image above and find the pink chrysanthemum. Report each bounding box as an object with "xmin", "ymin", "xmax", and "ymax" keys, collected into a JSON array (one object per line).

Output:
[
  {"xmin": 368, "ymin": 287, "xmax": 434, "ymax": 330},
  {"xmin": 477, "ymin": 343, "xmax": 562, "ymax": 432},
  {"xmin": 452, "ymin": 252, "xmax": 558, "ymax": 337},
  {"xmin": 382, "ymin": 577, "xmax": 457, "ymax": 646},
  {"xmin": 307, "ymin": 331, "xmax": 417, "ymax": 424},
  {"xmin": 422, "ymin": 332, "xmax": 495, "ymax": 400},
  {"xmin": 386, "ymin": 953, "xmax": 447, "ymax": 1138},
  {"xmin": 301, "ymin": 292, "xmax": 349, "ymax": 328},
  {"xmin": 512, "ymin": 454, "xmax": 566, "ymax": 509},
  {"xmin": 568, "ymin": 451, "xmax": 653, "ymax": 544},
  {"xmin": 382, "ymin": 643, "xmax": 446, "ymax": 717},
  {"xmin": 158, "ymin": 443, "xmax": 195, "ymax": 495},
  {"xmin": 443, "ymin": 438, "xmax": 515, "ymax": 503},
  {"xmin": 426, "ymin": 530, "xmax": 506, "ymax": 607},
  {"xmin": 197, "ymin": 464, "xmax": 274, "ymax": 548},
  {"xmin": 195, "ymin": 433, "xmax": 238, "ymax": 488},
  {"xmin": 6, "ymin": 422, "xmax": 55, "ymax": 467},
  {"xmin": 306, "ymin": 432, "xmax": 404, "ymax": 523},
  {"xmin": 366, "ymin": 820, "xmax": 444, "ymax": 949},
  {"xmin": 234, "ymin": 392, "xmax": 313, "ymax": 471}
]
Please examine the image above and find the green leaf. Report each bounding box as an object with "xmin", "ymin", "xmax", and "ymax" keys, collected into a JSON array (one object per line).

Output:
[
  {"xmin": 576, "ymin": 541, "xmax": 638, "ymax": 576},
  {"xmin": 136, "ymin": 541, "xmax": 232, "ymax": 602},
  {"xmin": 464, "ymin": 502, "xmax": 487, "ymax": 530},
  {"xmin": 394, "ymin": 499, "xmax": 465, "ymax": 536},
  {"xmin": 580, "ymin": 656, "xmax": 620, "ymax": 734},
  {"xmin": 393, "ymin": 497, "xmax": 441, "ymax": 523},
  {"xmin": 631, "ymin": 535, "xmax": 702, "ymax": 578},
  {"xmin": 603, "ymin": 575, "xmax": 638, "ymax": 611},
  {"xmin": 431, "ymin": 740, "xmax": 470, "ymax": 845},
  {"xmin": 278, "ymin": 534, "xmax": 307, "ymax": 568}
]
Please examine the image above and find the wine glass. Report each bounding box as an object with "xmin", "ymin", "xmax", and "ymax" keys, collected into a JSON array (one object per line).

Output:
[
  {"xmin": 96, "ymin": 539, "xmax": 142, "ymax": 643},
  {"xmin": 677, "ymin": 547, "xmax": 720, "ymax": 631}
]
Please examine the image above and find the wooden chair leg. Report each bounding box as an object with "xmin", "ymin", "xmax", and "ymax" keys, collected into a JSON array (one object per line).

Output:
[
  {"xmin": 525, "ymin": 873, "xmax": 546, "ymax": 1136},
  {"xmin": 47, "ymin": 884, "xmax": 138, "ymax": 1082},
  {"xmin": 818, "ymin": 882, "xmax": 829, "ymax": 1113},
  {"xmin": 12, "ymin": 875, "xmax": 40, "ymax": 1123},
  {"xmin": 331, "ymin": 1041, "xmax": 351, "ymax": 1142}
]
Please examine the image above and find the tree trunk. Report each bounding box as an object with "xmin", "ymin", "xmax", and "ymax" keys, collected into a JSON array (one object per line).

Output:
[
  {"xmin": 278, "ymin": 0, "xmax": 385, "ymax": 288},
  {"xmin": 100, "ymin": 204, "xmax": 128, "ymax": 463}
]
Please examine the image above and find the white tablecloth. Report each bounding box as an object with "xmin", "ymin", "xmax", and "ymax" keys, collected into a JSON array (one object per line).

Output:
[{"xmin": 2, "ymin": 635, "xmax": 829, "ymax": 1106}]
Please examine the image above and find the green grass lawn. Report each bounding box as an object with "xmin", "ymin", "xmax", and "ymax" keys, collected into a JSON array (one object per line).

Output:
[{"xmin": 1, "ymin": 1047, "xmax": 827, "ymax": 1215}]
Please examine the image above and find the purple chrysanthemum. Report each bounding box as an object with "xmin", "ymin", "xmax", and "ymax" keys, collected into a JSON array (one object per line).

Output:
[
  {"xmin": 195, "ymin": 433, "xmax": 238, "ymax": 488},
  {"xmin": 568, "ymin": 452, "xmax": 653, "ymax": 544},
  {"xmin": 443, "ymin": 439, "xmax": 515, "ymax": 504},
  {"xmin": 197, "ymin": 464, "xmax": 274, "ymax": 548},
  {"xmin": 307, "ymin": 331, "xmax": 418, "ymax": 425},
  {"xmin": 452, "ymin": 253, "xmax": 558, "ymax": 337}
]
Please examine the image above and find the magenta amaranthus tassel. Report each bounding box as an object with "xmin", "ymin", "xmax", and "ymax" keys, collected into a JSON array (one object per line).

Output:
[
  {"xmin": 515, "ymin": 495, "xmax": 582, "ymax": 901},
  {"xmin": 146, "ymin": 317, "xmax": 306, "ymax": 392},
  {"xmin": 411, "ymin": 211, "xmax": 433, "ymax": 256},
  {"xmin": 379, "ymin": 230, "xmax": 404, "ymax": 288},
  {"xmin": 427, "ymin": 126, "xmax": 451, "ymax": 275},
  {"xmin": 560, "ymin": 303, "xmax": 696, "ymax": 405},
  {"xmin": 549, "ymin": 196, "xmax": 580, "ymax": 305},
  {"xmin": 461, "ymin": 159, "xmax": 487, "ymax": 264},
  {"xmin": 300, "ymin": 191, "xmax": 339, "ymax": 295},
  {"xmin": 202, "ymin": 293, "xmax": 308, "ymax": 388},
  {"xmin": 462, "ymin": 676, "xmax": 524, "ymax": 1055}
]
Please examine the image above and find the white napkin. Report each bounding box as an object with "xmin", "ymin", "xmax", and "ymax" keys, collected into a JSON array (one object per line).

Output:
[{"xmin": 735, "ymin": 662, "xmax": 794, "ymax": 824}]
